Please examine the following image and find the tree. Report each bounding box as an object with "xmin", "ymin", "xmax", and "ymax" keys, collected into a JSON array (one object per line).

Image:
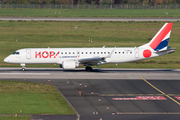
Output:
[
  {"xmin": 100, "ymin": 0, "xmax": 114, "ymax": 5},
  {"xmin": 94, "ymin": 0, "xmax": 100, "ymax": 4},
  {"xmin": 78, "ymin": 0, "xmax": 88, "ymax": 4},
  {"xmin": 176, "ymin": 0, "xmax": 180, "ymax": 4},
  {"xmin": 45, "ymin": 0, "xmax": 53, "ymax": 4},
  {"xmin": 73, "ymin": 0, "xmax": 79, "ymax": 4},
  {"xmin": 127, "ymin": 0, "xmax": 141, "ymax": 4},
  {"xmin": 55, "ymin": 0, "xmax": 73, "ymax": 4},
  {"xmin": 154, "ymin": 0, "xmax": 163, "ymax": 4},
  {"xmin": 28, "ymin": 0, "xmax": 39, "ymax": 4},
  {"xmin": 114, "ymin": 0, "xmax": 121, "ymax": 4}
]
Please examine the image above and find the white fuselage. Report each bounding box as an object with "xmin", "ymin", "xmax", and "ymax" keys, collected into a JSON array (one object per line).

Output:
[{"xmin": 4, "ymin": 47, "xmax": 162, "ymax": 65}]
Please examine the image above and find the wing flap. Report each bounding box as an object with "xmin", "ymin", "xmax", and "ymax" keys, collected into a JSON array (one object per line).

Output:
[
  {"xmin": 79, "ymin": 57, "xmax": 105, "ymax": 65},
  {"xmin": 78, "ymin": 49, "xmax": 115, "ymax": 66}
]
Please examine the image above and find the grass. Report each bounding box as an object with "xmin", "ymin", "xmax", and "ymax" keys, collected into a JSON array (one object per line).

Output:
[
  {"xmin": 0, "ymin": 20, "xmax": 180, "ymax": 68},
  {"xmin": 0, "ymin": 80, "xmax": 75, "ymax": 115},
  {"xmin": 0, "ymin": 9, "xmax": 180, "ymax": 18},
  {"xmin": 0, "ymin": 116, "xmax": 31, "ymax": 120}
]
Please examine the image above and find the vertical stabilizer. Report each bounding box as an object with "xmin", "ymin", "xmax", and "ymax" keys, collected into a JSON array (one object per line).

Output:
[{"xmin": 139, "ymin": 23, "xmax": 173, "ymax": 51}]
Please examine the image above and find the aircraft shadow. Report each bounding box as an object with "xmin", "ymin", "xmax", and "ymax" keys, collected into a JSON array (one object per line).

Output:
[{"xmin": 0, "ymin": 68, "xmax": 177, "ymax": 73}]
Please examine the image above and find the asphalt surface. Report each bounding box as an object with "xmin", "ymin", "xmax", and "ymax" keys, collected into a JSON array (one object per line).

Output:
[
  {"xmin": 0, "ymin": 68, "xmax": 180, "ymax": 80},
  {"xmin": 1, "ymin": 68, "xmax": 180, "ymax": 120},
  {"xmin": 0, "ymin": 17, "xmax": 180, "ymax": 21}
]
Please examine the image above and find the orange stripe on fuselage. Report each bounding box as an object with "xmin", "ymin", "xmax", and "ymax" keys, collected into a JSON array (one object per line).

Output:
[{"xmin": 149, "ymin": 23, "xmax": 173, "ymax": 50}]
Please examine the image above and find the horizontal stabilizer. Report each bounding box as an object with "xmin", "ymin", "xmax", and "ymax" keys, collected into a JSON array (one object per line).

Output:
[{"xmin": 154, "ymin": 48, "xmax": 175, "ymax": 54}]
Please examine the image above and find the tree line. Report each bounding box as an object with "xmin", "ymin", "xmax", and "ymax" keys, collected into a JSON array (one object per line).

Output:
[{"xmin": 0, "ymin": 0, "xmax": 179, "ymax": 5}]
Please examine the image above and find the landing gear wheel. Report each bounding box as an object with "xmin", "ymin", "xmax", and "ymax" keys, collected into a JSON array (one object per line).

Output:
[
  {"xmin": 85, "ymin": 66, "xmax": 93, "ymax": 72},
  {"xmin": 22, "ymin": 68, "xmax": 25, "ymax": 71},
  {"xmin": 20, "ymin": 64, "xmax": 26, "ymax": 71}
]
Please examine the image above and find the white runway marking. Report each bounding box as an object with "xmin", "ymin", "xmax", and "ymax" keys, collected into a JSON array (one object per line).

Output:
[{"xmin": 0, "ymin": 73, "xmax": 50, "ymax": 75}]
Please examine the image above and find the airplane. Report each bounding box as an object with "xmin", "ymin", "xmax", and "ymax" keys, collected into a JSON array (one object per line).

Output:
[{"xmin": 4, "ymin": 23, "xmax": 175, "ymax": 72}]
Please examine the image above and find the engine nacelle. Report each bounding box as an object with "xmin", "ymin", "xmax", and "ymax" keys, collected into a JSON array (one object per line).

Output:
[{"xmin": 61, "ymin": 61, "xmax": 79, "ymax": 69}]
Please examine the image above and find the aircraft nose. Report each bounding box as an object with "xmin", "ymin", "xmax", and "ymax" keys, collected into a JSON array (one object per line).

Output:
[{"xmin": 4, "ymin": 57, "xmax": 10, "ymax": 63}]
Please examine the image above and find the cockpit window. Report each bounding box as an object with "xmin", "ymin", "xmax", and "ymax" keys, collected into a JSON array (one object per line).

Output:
[
  {"xmin": 12, "ymin": 52, "xmax": 20, "ymax": 55},
  {"xmin": 12, "ymin": 52, "xmax": 16, "ymax": 54}
]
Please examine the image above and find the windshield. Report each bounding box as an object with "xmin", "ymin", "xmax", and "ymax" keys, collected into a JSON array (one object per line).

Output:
[{"xmin": 12, "ymin": 51, "xmax": 20, "ymax": 55}]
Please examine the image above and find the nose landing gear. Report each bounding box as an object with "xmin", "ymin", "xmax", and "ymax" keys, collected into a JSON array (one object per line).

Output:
[
  {"xmin": 22, "ymin": 68, "xmax": 25, "ymax": 71},
  {"xmin": 21, "ymin": 64, "xmax": 26, "ymax": 71}
]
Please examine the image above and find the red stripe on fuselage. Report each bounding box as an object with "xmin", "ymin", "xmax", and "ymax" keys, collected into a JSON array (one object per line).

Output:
[{"xmin": 149, "ymin": 23, "xmax": 172, "ymax": 49}]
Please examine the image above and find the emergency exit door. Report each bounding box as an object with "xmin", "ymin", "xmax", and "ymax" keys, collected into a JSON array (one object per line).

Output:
[{"xmin": 26, "ymin": 49, "xmax": 31, "ymax": 59}]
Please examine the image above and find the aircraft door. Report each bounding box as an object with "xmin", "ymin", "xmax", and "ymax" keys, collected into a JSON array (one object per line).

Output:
[
  {"xmin": 134, "ymin": 48, "xmax": 139, "ymax": 58},
  {"xmin": 26, "ymin": 49, "xmax": 31, "ymax": 59}
]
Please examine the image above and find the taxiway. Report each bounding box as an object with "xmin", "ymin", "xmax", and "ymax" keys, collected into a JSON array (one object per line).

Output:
[{"xmin": 1, "ymin": 68, "xmax": 180, "ymax": 120}]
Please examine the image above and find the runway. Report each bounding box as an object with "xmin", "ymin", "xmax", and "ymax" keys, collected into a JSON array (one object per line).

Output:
[
  {"xmin": 1, "ymin": 68, "xmax": 180, "ymax": 120},
  {"xmin": 0, "ymin": 17, "xmax": 180, "ymax": 21},
  {"xmin": 0, "ymin": 68, "xmax": 179, "ymax": 80}
]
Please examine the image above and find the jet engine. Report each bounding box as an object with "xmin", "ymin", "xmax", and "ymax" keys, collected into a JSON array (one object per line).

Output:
[{"xmin": 61, "ymin": 61, "xmax": 79, "ymax": 69}]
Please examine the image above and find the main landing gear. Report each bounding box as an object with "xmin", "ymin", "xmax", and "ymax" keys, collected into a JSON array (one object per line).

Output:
[
  {"xmin": 85, "ymin": 66, "xmax": 93, "ymax": 72},
  {"xmin": 21, "ymin": 64, "xmax": 26, "ymax": 71}
]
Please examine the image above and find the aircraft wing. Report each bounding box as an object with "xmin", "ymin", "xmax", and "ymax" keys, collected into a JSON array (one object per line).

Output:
[
  {"xmin": 78, "ymin": 49, "xmax": 115, "ymax": 66},
  {"xmin": 78, "ymin": 57, "xmax": 105, "ymax": 66}
]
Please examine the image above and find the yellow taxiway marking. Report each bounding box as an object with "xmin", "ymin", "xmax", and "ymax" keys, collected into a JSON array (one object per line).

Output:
[{"xmin": 141, "ymin": 77, "xmax": 180, "ymax": 106}]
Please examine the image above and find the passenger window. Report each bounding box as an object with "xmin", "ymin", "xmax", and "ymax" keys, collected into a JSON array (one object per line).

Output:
[
  {"xmin": 119, "ymin": 52, "xmax": 121, "ymax": 54},
  {"xmin": 101, "ymin": 52, "xmax": 103, "ymax": 54},
  {"xmin": 108, "ymin": 52, "xmax": 110, "ymax": 54},
  {"xmin": 97, "ymin": 52, "xmax": 99, "ymax": 54},
  {"xmin": 82, "ymin": 52, "xmax": 83, "ymax": 54},
  {"xmin": 122, "ymin": 52, "xmax": 124, "ymax": 54},
  {"xmin": 69, "ymin": 52, "xmax": 71, "ymax": 54},
  {"xmin": 130, "ymin": 52, "xmax": 132, "ymax": 54},
  {"xmin": 65, "ymin": 52, "xmax": 67, "ymax": 54},
  {"xmin": 73, "ymin": 52, "xmax": 75, "ymax": 54},
  {"xmin": 93, "ymin": 52, "xmax": 95, "ymax": 54},
  {"xmin": 104, "ymin": 52, "xmax": 106, "ymax": 54},
  {"xmin": 90, "ymin": 52, "xmax": 91, "ymax": 54},
  {"xmin": 61, "ymin": 52, "xmax": 63, "ymax": 54},
  {"xmin": 16, "ymin": 52, "xmax": 19, "ymax": 55},
  {"xmin": 115, "ymin": 52, "xmax": 117, "ymax": 54},
  {"xmin": 86, "ymin": 52, "xmax": 88, "ymax": 54}
]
